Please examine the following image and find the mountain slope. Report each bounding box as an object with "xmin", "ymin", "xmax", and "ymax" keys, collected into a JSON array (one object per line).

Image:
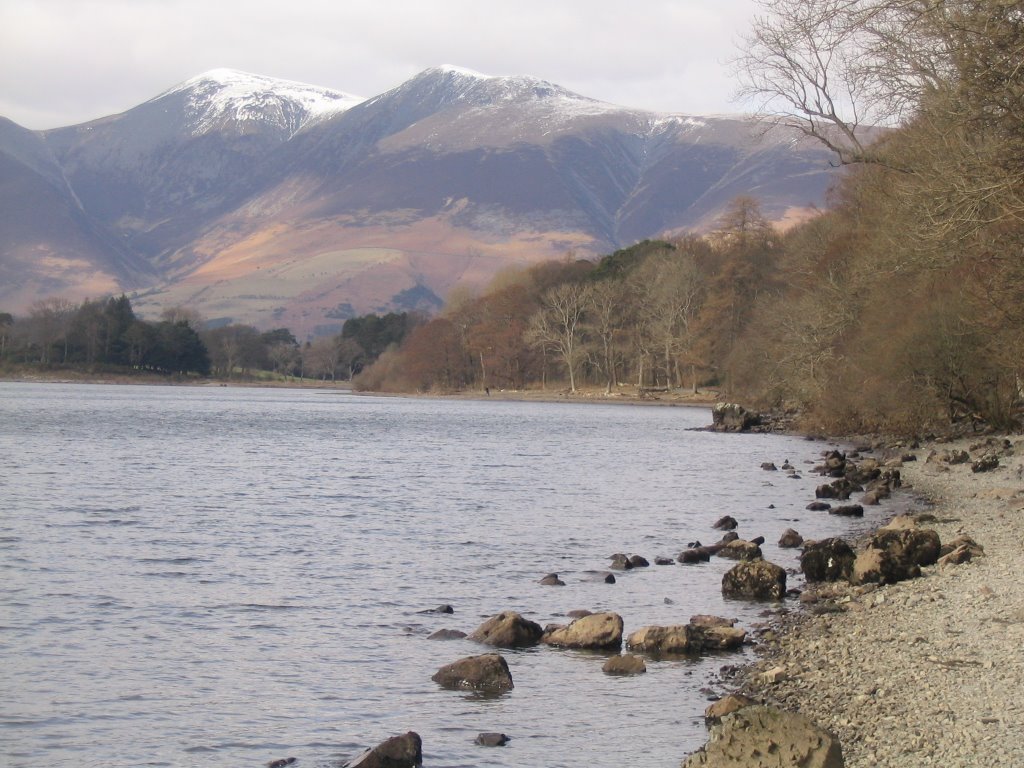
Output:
[
  {"xmin": 0, "ymin": 117, "xmax": 154, "ymax": 307},
  {"xmin": 2, "ymin": 67, "xmax": 843, "ymax": 336}
]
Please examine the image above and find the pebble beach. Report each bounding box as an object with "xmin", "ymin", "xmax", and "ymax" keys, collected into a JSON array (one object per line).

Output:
[{"xmin": 732, "ymin": 435, "xmax": 1024, "ymax": 767}]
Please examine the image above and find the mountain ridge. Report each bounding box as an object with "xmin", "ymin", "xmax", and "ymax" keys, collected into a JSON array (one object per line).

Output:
[{"xmin": 1, "ymin": 66, "xmax": 841, "ymax": 337}]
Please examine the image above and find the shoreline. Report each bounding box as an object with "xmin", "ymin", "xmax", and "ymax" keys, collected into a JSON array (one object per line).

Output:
[
  {"xmin": 0, "ymin": 372, "xmax": 721, "ymax": 407},
  {"xmin": 724, "ymin": 434, "xmax": 1024, "ymax": 767}
]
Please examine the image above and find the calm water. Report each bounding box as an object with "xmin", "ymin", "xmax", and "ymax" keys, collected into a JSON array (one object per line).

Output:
[{"xmin": 0, "ymin": 383, "xmax": 894, "ymax": 767}]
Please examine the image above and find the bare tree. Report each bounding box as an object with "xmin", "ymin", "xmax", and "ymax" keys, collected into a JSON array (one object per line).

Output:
[{"xmin": 526, "ymin": 282, "xmax": 591, "ymax": 393}]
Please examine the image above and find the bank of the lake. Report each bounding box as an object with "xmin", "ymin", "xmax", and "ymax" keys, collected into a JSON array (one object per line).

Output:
[{"xmin": 729, "ymin": 435, "xmax": 1024, "ymax": 767}]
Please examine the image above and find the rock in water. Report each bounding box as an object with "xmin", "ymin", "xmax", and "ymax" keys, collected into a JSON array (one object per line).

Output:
[
  {"xmin": 721, "ymin": 559, "xmax": 786, "ymax": 600},
  {"xmin": 602, "ymin": 653, "xmax": 647, "ymax": 675},
  {"xmin": 778, "ymin": 528, "xmax": 803, "ymax": 548},
  {"xmin": 344, "ymin": 731, "xmax": 423, "ymax": 767},
  {"xmin": 431, "ymin": 654, "xmax": 513, "ymax": 692},
  {"xmin": 475, "ymin": 732, "xmax": 510, "ymax": 747},
  {"xmin": 541, "ymin": 611, "xmax": 624, "ymax": 650},
  {"xmin": 468, "ymin": 611, "xmax": 543, "ymax": 647},
  {"xmin": 681, "ymin": 705, "xmax": 843, "ymax": 767}
]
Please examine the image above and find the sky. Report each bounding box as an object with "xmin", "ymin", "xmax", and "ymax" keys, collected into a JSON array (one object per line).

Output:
[{"xmin": 0, "ymin": 0, "xmax": 761, "ymax": 130}]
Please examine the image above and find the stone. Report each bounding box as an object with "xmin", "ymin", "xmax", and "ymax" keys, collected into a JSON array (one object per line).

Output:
[
  {"xmin": 972, "ymin": 454, "xmax": 1000, "ymax": 473},
  {"xmin": 468, "ymin": 611, "xmax": 543, "ymax": 647},
  {"xmin": 939, "ymin": 543, "xmax": 982, "ymax": 566},
  {"xmin": 721, "ymin": 559, "xmax": 787, "ymax": 600},
  {"xmin": 681, "ymin": 705, "xmax": 843, "ymax": 768},
  {"xmin": 628, "ymin": 554, "xmax": 650, "ymax": 567},
  {"xmin": 268, "ymin": 759, "xmax": 296, "ymax": 768},
  {"xmin": 655, "ymin": 556, "xmax": 675, "ymax": 565},
  {"xmin": 850, "ymin": 547, "xmax": 920, "ymax": 586},
  {"xmin": 711, "ymin": 402, "xmax": 761, "ymax": 432},
  {"xmin": 716, "ymin": 540, "xmax": 764, "ymax": 561},
  {"xmin": 778, "ymin": 528, "xmax": 804, "ymax": 548},
  {"xmin": 431, "ymin": 654, "xmax": 514, "ymax": 692},
  {"xmin": 939, "ymin": 534, "xmax": 984, "ymax": 559},
  {"xmin": 679, "ymin": 547, "xmax": 712, "ymax": 564},
  {"xmin": 344, "ymin": 732, "xmax": 423, "ymax": 768},
  {"xmin": 626, "ymin": 624, "xmax": 699, "ymax": 654},
  {"xmin": 714, "ymin": 515, "xmax": 739, "ymax": 530},
  {"xmin": 704, "ymin": 694, "xmax": 755, "ymax": 725},
  {"xmin": 609, "ymin": 553, "xmax": 634, "ymax": 570},
  {"xmin": 689, "ymin": 615, "xmax": 737, "ymax": 627},
  {"xmin": 806, "ymin": 501, "xmax": 832, "ymax": 511},
  {"xmin": 880, "ymin": 514, "xmax": 918, "ymax": 530},
  {"xmin": 801, "ymin": 538, "xmax": 856, "ymax": 582},
  {"xmin": 539, "ymin": 573, "xmax": 566, "ymax": 586},
  {"xmin": 698, "ymin": 625, "xmax": 747, "ymax": 650},
  {"xmin": 475, "ymin": 733, "xmax": 510, "ymax": 747},
  {"xmin": 602, "ymin": 653, "xmax": 647, "ymax": 675},
  {"xmin": 541, "ymin": 611, "xmax": 624, "ymax": 650},
  {"xmin": 567, "ymin": 609, "xmax": 593, "ymax": 619},
  {"xmin": 869, "ymin": 528, "xmax": 941, "ymax": 567},
  {"xmin": 829, "ymin": 504, "xmax": 865, "ymax": 517},
  {"xmin": 427, "ymin": 628, "xmax": 467, "ymax": 640},
  {"xmin": 761, "ymin": 462, "xmax": 778, "ymax": 471},
  {"xmin": 604, "ymin": 573, "xmax": 617, "ymax": 584}
]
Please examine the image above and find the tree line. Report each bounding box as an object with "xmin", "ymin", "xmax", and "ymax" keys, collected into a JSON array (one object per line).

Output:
[
  {"xmin": 353, "ymin": 199, "xmax": 778, "ymax": 398},
  {"xmin": 0, "ymin": 296, "xmax": 421, "ymax": 382}
]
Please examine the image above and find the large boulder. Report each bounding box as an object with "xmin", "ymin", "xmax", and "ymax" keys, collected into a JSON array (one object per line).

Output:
[
  {"xmin": 541, "ymin": 611, "xmax": 624, "ymax": 650},
  {"xmin": 713, "ymin": 515, "xmax": 739, "ymax": 530},
  {"xmin": 722, "ymin": 559, "xmax": 786, "ymax": 600},
  {"xmin": 468, "ymin": 611, "xmax": 543, "ymax": 647},
  {"xmin": 800, "ymin": 538, "xmax": 856, "ymax": 582},
  {"xmin": 682, "ymin": 705, "xmax": 844, "ymax": 767},
  {"xmin": 344, "ymin": 732, "xmax": 423, "ymax": 768},
  {"xmin": 868, "ymin": 528, "xmax": 941, "ymax": 567},
  {"xmin": 431, "ymin": 654, "xmax": 514, "ymax": 692},
  {"xmin": 711, "ymin": 403, "xmax": 761, "ymax": 432},
  {"xmin": 850, "ymin": 547, "xmax": 920, "ymax": 586}
]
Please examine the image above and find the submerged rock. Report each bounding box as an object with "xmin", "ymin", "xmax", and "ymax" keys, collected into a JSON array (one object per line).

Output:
[
  {"xmin": 344, "ymin": 731, "xmax": 423, "ymax": 768},
  {"xmin": 475, "ymin": 732, "xmax": 510, "ymax": 747},
  {"xmin": 427, "ymin": 628, "xmax": 467, "ymax": 641},
  {"xmin": 602, "ymin": 653, "xmax": 647, "ymax": 675},
  {"xmin": 431, "ymin": 654, "xmax": 513, "ymax": 692}
]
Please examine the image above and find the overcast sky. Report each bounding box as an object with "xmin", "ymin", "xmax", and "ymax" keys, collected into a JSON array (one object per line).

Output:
[{"xmin": 0, "ymin": 0, "xmax": 761, "ymax": 130}]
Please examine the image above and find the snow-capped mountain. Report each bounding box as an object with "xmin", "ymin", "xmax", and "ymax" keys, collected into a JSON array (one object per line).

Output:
[
  {"xmin": 156, "ymin": 68, "xmax": 364, "ymax": 138},
  {"xmin": 1, "ymin": 67, "xmax": 845, "ymax": 336}
]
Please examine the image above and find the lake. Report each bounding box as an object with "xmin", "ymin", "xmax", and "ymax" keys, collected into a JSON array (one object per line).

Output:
[{"xmin": 0, "ymin": 383, "xmax": 893, "ymax": 767}]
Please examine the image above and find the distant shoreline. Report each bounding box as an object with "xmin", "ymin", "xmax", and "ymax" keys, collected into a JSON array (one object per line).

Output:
[{"xmin": 0, "ymin": 371, "xmax": 721, "ymax": 408}]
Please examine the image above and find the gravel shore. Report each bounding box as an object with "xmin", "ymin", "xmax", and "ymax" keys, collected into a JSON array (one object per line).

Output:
[{"xmin": 734, "ymin": 435, "xmax": 1024, "ymax": 767}]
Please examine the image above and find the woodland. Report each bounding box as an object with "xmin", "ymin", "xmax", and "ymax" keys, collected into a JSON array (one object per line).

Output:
[
  {"xmin": 355, "ymin": 0, "xmax": 1024, "ymax": 433},
  {"xmin": 3, "ymin": 0, "xmax": 1021, "ymax": 434}
]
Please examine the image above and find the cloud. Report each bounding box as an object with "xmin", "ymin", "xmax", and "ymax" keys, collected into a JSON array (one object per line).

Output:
[{"xmin": 0, "ymin": 0, "xmax": 758, "ymax": 129}]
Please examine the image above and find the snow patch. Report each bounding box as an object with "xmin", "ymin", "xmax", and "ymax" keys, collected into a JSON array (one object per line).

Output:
[{"xmin": 156, "ymin": 68, "xmax": 365, "ymax": 137}]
